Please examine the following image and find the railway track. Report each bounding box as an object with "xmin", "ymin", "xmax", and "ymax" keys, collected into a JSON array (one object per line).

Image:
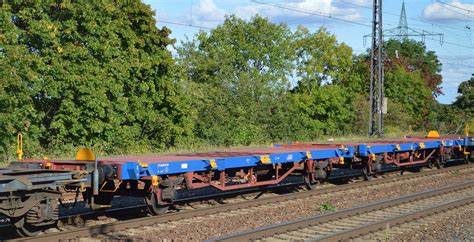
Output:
[
  {"xmin": 211, "ymin": 181, "xmax": 474, "ymax": 242},
  {"xmin": 8, "ymin": 163, "xmax": 473, "ymax": 241}
]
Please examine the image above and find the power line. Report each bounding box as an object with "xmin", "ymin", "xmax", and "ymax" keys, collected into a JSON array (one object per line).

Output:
[
  {"xmin": 157, "ymin": 20, "xmax": 212, "ymax": 30},
  {"xmin": 424, "ymin": 36, "xmax": 473, "ymax": 49},
  {"xmin": 157, "ymin": 2, "xmax": 472, "ymax": 49},
  {"xmin": 340, "ymin": 0, "xmax": 472, "ymax": 29},
  {"xmin": 250, "ymin": 0, "xmax": 371, "ymax": 28},
  {"xmin": 435, "ymin": 0, "xmax": 474, "ymax": 19},
  {"xmin": 436, "ymin": 0, "xmax": 473, "ymax": 14},
  {"xmin": 339, "ymin": 0, "xmax": 418, "ymax": 22}
]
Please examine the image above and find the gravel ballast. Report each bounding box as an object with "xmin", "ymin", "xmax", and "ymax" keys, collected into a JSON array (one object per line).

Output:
[
  {"xmin": 96, "ymin": 167, "xmax": 474, "ymax": 241},
  {"xmin": 363, "ymin": 203, "xmax": 474, "ymax": 241}
]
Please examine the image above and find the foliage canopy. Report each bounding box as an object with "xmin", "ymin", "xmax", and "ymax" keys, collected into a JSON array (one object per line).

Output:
[
  {"xmin": 0, "ymin": 1, "xmax": 191, "ymax": 157},
  {"xmin": 0, "ymin": 6, "xmax": 468, "ymax": 159}
]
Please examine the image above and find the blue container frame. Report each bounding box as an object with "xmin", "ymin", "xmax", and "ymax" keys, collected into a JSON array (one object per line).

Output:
[{"xmin": 121, "ymin": 137, "xmax": 473, "ymax": 180}]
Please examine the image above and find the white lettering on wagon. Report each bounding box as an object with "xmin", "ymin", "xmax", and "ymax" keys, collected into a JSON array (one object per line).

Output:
[
  {"xmin": 153, "ymin": 163, "xmax": 170, "ymax": 174},
  {"xmin": 181, "ymin": 163, "xmax": 188, "ymax": 169},
  {"xmin": 287, "ymin": 154, "xmax": 293, "ymax": 160}
]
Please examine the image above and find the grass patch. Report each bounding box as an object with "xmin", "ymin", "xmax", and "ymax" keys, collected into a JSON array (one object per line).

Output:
[
  {"xmin": 319, "ymin": 203, "xmax": 337, "ymax": 213},
  {"xmin": 383, "ymin": 224, "xmax": 392, "ymax": 241}
]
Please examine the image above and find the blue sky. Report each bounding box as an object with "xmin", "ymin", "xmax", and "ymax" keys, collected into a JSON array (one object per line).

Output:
[{"xmin": 143, "ymin": 0, "xmax": 473, "ymax": 104}]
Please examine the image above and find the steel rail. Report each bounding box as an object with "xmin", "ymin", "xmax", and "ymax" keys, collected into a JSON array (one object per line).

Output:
[
  {"xmin": 318, "ymin": 196, "xmax": 473, "ymax": 241},
  {"xmin": 211, "ymin": 181, "xmax": 474, "ymax": 241},
  {"xmin": 10, "ymin": 163, "xmax": 473, "ymax": 242}
]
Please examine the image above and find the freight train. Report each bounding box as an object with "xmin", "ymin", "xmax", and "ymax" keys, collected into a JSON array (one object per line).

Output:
[{"xmin": 0, "ymin": 131, "xmax": 473, "ymax": 236}]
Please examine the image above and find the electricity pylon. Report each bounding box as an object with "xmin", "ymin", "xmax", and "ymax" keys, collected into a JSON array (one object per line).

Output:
[
  {"xmin": 383, "ymin": 2, "xmax": 444, "ymax": 43},
  {"xmin": 365, "ymin": 1, "xmax": 444, "ymax": 137},
  {"xmin": 368, "ymin": 0, "xmax": 384, "ymax": 137}
]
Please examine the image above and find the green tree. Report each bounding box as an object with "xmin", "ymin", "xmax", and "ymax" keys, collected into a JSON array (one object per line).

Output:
[
  {"xmin": 345, "ymin": 39, "xmax": 443, "ymax": 131},
  {"xmin": 0, "ymin": 3, "xmax": 41, "ymax": 157},
  {"xmin": 384, "ymin": 65, "xmax": 432, "ymax": 127},
  {"xmin": 384, "ymin": 38, "xmax": 443, "ymax": 97},
  {"xmin": 453, "ymin": 77, "xmax": 474, "ymax": 132},
  {"xmin": 0, "ymin": 1, "xmax": 191, "ymax": 157},
  {"xmin": 294, "ymin": 26, "xmax": 353, "ymax": 90},
  {"xmin": 177, "ymin": 15, "xmax": 295, "ymax": 145},
  {"xmin": 289, "ymin": 27, "xmax": 356, "ymax": 137},
  {"xmin": 454, "ymin": 77, "xmax": 474, "ymax": 114},
  {"xmin": 289, "ymin": 85, "xmax": 354, "ymax": 138}
]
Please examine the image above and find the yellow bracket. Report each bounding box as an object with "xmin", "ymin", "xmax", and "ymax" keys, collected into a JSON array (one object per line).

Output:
[
  {"xmin": 458, "ymin": 145, "xmax": 462, "ymax": 151},
  {"xmin": 340, "ymin": 145, "xmax": 349, "ymax": 151},
  {"xmin": 16, "ymin": 133, "xmax": 23, "ymax": 161},
  {"xmin": 44, "ymin": 161, "xmax": 53, "ymax": 169},
  {"xmin": 464, "ymin": 151, "xmax": 471, "ymax": 155},
  {"xmin": 138, "ymin": 160, "xmax": 148, "ymax": 168},
  {"xmin": 306, "ymin": 151, "xmax": 312, "ymax": 159},
  {"xmin": 339, "ymin": 156, "xmax": 344, "ymax": 164},
  {"xmin": 395, "ymin": 144, "xmax": 401, "ymax": 150},
  {"xmin": 465, "ymin": 124, "xmax": 470, "ymax": 137},
  {"xmin": 370, "ymin": 154, "xmax": 376, "ymax": 161},
  {"xmin": 210, "ymin": 159, "xmax": 217, "ymax": 168},
  {"xmin": 100, "ymin": 180, "xmax": 123, "ymax": 192},
  {"xmin": 419, "ymin": 143, "xmax": 425, "ymax": 149},
  {"xmin": 260, "ymin": 155, "xmax": 271, "ymax": 164},
  {"xmin": 151, "ymin": 175, "xmax": 159, "ymax": 187}
]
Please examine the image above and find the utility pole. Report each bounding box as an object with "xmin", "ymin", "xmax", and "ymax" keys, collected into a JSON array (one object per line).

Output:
[
  {"xmin": 368, "ymin": 0, "xmax": 384, "ymax": 137},
  {"xmin": 365, "ymin": 1, "xmax": 443, "ymax": 137}
]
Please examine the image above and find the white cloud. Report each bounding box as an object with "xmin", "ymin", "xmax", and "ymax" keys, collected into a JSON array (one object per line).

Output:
[
  {"xmin": 191, "ymin": 0, "xmax": 227, "ymax": 27},
  {"xmin": 160, "ymin": 0, "xmax": 367, "ymax": 30},
  {"xmin": 437, "ymin": 54, "xmax": 474, "ymax": 104},
  {"xmin": 348, "ymin": 0, "xmax": 370, "ymax": 7},
  {"xmin": 423, "ymin": 0, "xmax": 474, "ymax": 22},
  {"xmin": 235, "ymin": 0, "xmax": 366, "ymax": 26}
]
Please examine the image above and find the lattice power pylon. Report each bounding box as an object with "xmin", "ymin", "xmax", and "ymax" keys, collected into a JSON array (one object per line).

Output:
[
  {"xmin": 365, "ymin": 1, "xmax": 444, "ymax": 137},
  {"xmin": 368, "ymin": 0, "xmax": 384, "ymax": 137},
  {"xmin": 384, "ymin": 2, "xmax": 444, "ymax": 43}
]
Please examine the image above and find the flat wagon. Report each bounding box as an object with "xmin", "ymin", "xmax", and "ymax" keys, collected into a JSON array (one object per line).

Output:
[{"xmin": 1, "ymin": 132, "xmax": 472, "ymax": 236}]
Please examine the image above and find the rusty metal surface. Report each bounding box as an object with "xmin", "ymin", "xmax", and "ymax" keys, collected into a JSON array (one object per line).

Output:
[
  {"xmin": 17, "ymin": 135, "xmax": 470, "ymax": 166},
  {"xmin": 102, "ymin": 145, "xmax": 336, "ymax": 163},
  {"xmin": 99, "ymin": 136, "xmax": 469, "ymax": 163},
  {"xmin": 11, "ymin": 163, "xmax": 473, "ymax": 242}
]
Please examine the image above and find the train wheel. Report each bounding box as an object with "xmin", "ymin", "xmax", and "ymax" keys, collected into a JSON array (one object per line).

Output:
[
  {"xmin": 362, "ymin": 158, "xmax": 376, "ymax": 181},
  {"xmin": 145, "ymin": 191, "xmax": 169, "ymax": 215},
  {"xmin": 427, "ymin": 158, "xmax": 436, "ymax": 168},
  {"xmin": 14, "ymin": 217, "xmax": 41, "ymax": 237},
  {"xmin": 362, "ymin": 165, "xmax": 372, "ymax": 181},
  {"xmin": 304, "ymin": 160, "xmax": 317, "ymax": 190},
  {"xmin": 303, "ymin": 174, "xmax": 318, "ymax": 190},
  {"xmin": 435, "ymin": 156, "xmax": 445, "ymax": 169}
]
